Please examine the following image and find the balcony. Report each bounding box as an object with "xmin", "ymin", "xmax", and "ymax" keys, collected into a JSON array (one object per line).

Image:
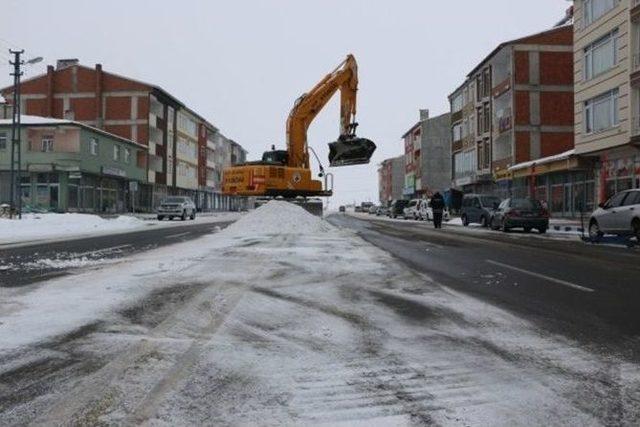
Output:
[{"xmin": 631, "ymin": 116, "xmax": 640, "ymax": 137}]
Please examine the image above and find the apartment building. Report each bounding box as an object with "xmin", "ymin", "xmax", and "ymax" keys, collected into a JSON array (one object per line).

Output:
[
  {"xmin": 401, "ymin": 109, "xmax": 452, "ymax": 198},
  {"xmin": 0, "ymin": 59, "xmax": 246, "ymax": 211},
  {"xmin": 573, "ymin": 0, "xmax": 640, "ymax": 206},
  {"xmin": 378, "ymin": 155, "xmax": 404, "ymax": 204},
  {"xmin": 449, "ymin": 25, "xmax": 578, "ymax": 215},
  {"xmin": 0, "ymin": 116, "xmax": 146, "ymax": 213}
]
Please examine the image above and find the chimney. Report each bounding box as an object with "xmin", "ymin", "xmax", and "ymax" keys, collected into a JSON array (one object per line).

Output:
[
  {"xmin": 56, "ymin": 58, "xmax": 79, "ymax": 70},
  {"xmin": 95, "ymin": 64, "xmax": 103, "ymax": 128},
  {"xmin": 46, "ymin": 65, "xmax": 54, "ymax": 116},
  {"xmin": 419, "ymin": 109, "xmax": 429, "ymax": 121}
]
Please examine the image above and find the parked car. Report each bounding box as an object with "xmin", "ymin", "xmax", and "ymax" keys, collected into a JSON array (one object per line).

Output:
[
  {"xmin": 354, "ymin": 206, "xmax": 363, "ymax": 212},
  {"xmin": 339, "ymin": 205, "xmax": 346, "ymax": 213},
  {"xmin": 376, "ymin": 205, "xmax": 389, "ymax": 216},
  {"xmin": 490, "ymin": 198, "xmax": 549, "ymax": 233},
  {"xmin": 157, "ymin": 196, "xmax": 197, "ymax": 221},
  {"xmin": 403, "ymin": 199, "xmax": 421, "ymax": 220},
  {"xmin": 368, "ymin": 205, "xmax": 378, "ymax": 214},
  {"xmin": 361, "ymin": 202, "xmax": 374, "ymax": 212},
  {"xmin": 589, "ymin": 189, "xmax": 640, "ymax": 241},
  {"xmin": 461, "ymin": 194, "xmax": 502, "ymax": 227},
  {"xmin": 418, "ymin": 199, "xmax": 451, "ymax": 222},
  {"xmin": 388, "ymin": 199, "xmax": 410, "ymax": 219}
]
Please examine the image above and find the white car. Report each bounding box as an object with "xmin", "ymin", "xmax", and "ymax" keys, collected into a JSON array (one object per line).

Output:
[
  {"xmin": 402, "ymin": 199, "xmax": 421, "ymax": 220},
  {"xmin": 418, "ymin": 199, "xmax": 450, "ymax": 222},
  {"xmin": 157, "ymin": 196, "xmax": 197, "ymax": 221},
  {"xmin": 589, "ymin": 189, "xmax": 640, "ymax": 241}
]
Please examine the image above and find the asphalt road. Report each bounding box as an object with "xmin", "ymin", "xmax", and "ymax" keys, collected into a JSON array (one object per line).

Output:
[
  {"xmin": 0, "ymin": 220, "xmax": 234, "ymax": 288},
  {"xmin": 327, "ymin": 213, "xmax": 640, "ymax": 362}
]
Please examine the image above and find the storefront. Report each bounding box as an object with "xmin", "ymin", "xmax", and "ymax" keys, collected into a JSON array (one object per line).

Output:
[
  {"xmin": 509, "ymin": 151, "xmax": 595, "ymax": 218},
  {"xmin": 597, "ymin": 148, "xmax": 640, "ymax": 202}
]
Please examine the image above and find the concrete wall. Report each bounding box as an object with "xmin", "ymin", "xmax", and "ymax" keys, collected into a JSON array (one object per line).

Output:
[{"xmin": 420, "ymin": 112, "xmax": 452, "ymax": 193}]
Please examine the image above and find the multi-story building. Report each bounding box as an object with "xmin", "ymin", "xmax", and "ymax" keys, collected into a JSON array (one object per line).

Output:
[
  {"xmin": 401, "ymin": 109, "xmax": 452, "ymax": 198},
  {"xmin": 378, "ymin": 155, "xmax": 404, "ymax": 204},
  {"xmin": 572, "ymin": 0, "xmax": 640, "ymax": 207},
  {"xmin": 0, "ymin": 59, "xmax": 246, "ymax": 211},
  {"xmin": 0, "ymin": 115, "xmax": 146, "ymax": 212},
  {"xmin": 450, "ymin": 25, "xmax": 579, "ymax": 216}
]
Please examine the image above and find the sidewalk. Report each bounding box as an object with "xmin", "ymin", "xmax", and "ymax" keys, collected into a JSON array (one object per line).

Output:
[{"xmin": 447, "ymin": 216, "xmax": 585, "ymax": 235}]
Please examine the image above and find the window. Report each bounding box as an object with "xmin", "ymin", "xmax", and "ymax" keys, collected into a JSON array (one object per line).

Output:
[
  {"xmin": 584, "ymin": 89, "xmax": 619, "ymax": 134},
  {"xmin": 41, "ymin": 135, "xmax": 54, "ymax": 152},
  {"xmin": 124, "ymin": 148, "xmax": 131, "ymax": 164},
  {"xmin": 90, "ymin": 138, "xmax": 98, "ymax": 156},
  {"xmin": 584, "ymin": 30, "xmax": 618, "ymax": 80},
  {"xmin": 452, "ymin": 123, "xmax": 463, "ymax": 141},
  {"xmin": 584, "ymin": 0, "xmax": 619, "ymax": 27},
  {"xmin": 177, "ymin": 112, "xmax": 197, "ymax": 137},
  {"xmin": 623, "ymin": 191, "xmax": 640, "ymax": 206},
  {"xmin": 113, "ymin": 145, "xmax": 120, "ymax": 161},
  {"xmin": 604, "ymin": 191, "xmax": 628, "ymax": 208},
  {"xmin": 0, "ymin": 132, "xmax": 6, "ymax": 150},
  {"xmin": 483, "ymin": 103, "xmax": 491, "ymax": 133},
  {"xmin": 451, "ymin": 93, "xmax": 463, "ymax": 113}
]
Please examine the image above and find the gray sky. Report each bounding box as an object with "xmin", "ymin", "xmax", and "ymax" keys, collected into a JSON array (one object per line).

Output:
[{"xmin": 1, "ymin": 0, "xmax": 569, "ymax": 206}]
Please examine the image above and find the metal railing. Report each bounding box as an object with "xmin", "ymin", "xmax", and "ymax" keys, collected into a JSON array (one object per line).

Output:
[{"xmin": 631, "ymin": 116, "xmax": 640, "ymax": 136}]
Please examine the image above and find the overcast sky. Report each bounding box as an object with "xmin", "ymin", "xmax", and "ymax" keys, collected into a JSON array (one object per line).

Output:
[{"xmin": 1, "ymin": 0, "xmax": 569, "ymax": 206}]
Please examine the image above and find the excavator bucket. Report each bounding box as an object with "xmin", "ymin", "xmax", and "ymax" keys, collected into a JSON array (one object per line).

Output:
[{"xmin": 328, "ymin": 136, "xmax": 377, "ymax": 167}]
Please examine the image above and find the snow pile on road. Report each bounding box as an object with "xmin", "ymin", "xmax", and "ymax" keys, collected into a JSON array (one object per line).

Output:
[
  {"xmin": 0, "ymin": 213, "xmax": 150, "ymax": 244},
  {"xmin": 224, "ymin": 201, "xmax": 332, "ymax": 236}
]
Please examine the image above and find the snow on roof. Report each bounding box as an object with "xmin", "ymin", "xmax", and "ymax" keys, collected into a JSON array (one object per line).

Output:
[
  {"xmin": 508, "ymin": 149, "xmax": 576, "ymax": 171},
  {"xmin": 0, "ymin": 115, "xmax": 72, "ymax": 126},
  {"xmin": 0, "ymin": 115, "xmax": 147, "ymax": 149}
]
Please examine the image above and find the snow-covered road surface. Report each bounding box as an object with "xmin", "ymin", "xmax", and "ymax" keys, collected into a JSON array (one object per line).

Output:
[
  {"xmin": 0, "ymin": 202, "xmax": 637, "ymax": 425},
  {"xmin": 0, "ymin": 211, "xmax": 242, "ymax": 246}
]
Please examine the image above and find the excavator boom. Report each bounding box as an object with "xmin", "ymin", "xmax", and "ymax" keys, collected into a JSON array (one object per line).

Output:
[{"xmin": 222, "ymin": 54, "xmax": 376, "ymax": 199}]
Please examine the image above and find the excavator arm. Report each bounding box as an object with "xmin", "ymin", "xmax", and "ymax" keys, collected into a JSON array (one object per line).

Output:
[{"xmin": 286, "ymin": 54, "xmax": 376, "ymax": 169}]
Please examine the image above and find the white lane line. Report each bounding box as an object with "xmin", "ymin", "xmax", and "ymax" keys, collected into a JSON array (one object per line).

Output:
[
  {"xmin": 77, "ymin": 244, "xmax": 132, "ymax": 257},
  {"xmin": 165, "ymin": 232, "xmax": 190, "ymax": 239},
  {"xmin": 486, "ymin": 259, "xmax": 595, "ymax": 293}
]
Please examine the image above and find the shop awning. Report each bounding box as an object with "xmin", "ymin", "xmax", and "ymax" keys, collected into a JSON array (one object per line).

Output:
[{"xmin": 508, "ymin": 150, "xmax": 586, "ymax": 178}]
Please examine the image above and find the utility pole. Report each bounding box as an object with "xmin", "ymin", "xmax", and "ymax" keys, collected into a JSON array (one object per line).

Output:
[{"xmin": 9, "ymin": 49, "xmax": 24, "ymax": 219}]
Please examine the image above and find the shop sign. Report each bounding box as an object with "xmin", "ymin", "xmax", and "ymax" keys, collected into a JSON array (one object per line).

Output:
[
  {"xmin": 102, "ymin": 166, "xmax": 127, "ymax": 178},
  {"xmin": 28, "ymin": 164, "xmax": 53, "ymax": 172},
  {"xmin": 69, "ymin": 172, "xmax": 82, "ymax": 180},
  {"xmin": 493, "ymin": 169, "xmax": 512, "ymax": 181}
]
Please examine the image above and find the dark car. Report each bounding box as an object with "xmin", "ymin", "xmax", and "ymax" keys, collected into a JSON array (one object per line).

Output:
[
  {"xmin": 388, "ymin": 199, "xmax": 410, "ymax": 219},
  {"xmin": 490, "ymin": 198, "xmax": 549, "ymax": 233},
  {"xmin": 461, "ymin": 194, "xmax": 501, "ymax": 227},
  {"xmin": 339, "ymin": 205, "xmax": 346, "ymax": 213}
]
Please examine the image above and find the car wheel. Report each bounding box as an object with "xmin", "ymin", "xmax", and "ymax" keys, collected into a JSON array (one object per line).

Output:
[
  {"xmin": 524, "ymin": 227, "xmax": 532, "ymax": 233},
  {"xmin": 181, "ymin": 210, "xmax": 187, "ymax": 221},
  {"xmin": 538, "ymin": 227, "xmax": 547, "ymax": 234},
  {"xmin": 461, "ymin": 214, "xmax": 469, "ymax": 226},
  {"xmin": 501, "ymin": 219, "xmax": 510, "ymax": 233},
  {"xmin": 190, "ymin": 210, "xmax": 196, "ymax": 220},
  {"xmin": 480, "ymin": 216, "xmax": 488, "ymax": 228},
  {"xmin": 157, "ymin": 215, "xmax": 164, "ymax": 221},
  {"xmin": 589, "ymin": 220, "xmax": 603, "ymax": 242},
  {"xmin": 632, "ymin": 218, "xmax": 640, "ymax": 241}
]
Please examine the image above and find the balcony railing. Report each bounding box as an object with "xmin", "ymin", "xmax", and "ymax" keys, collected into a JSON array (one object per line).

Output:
[{"xmin": 632, "ymin": 116, "xmax": 640, "ymax": 136}]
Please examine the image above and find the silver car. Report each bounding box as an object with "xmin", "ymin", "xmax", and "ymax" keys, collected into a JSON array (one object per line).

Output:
[
  {"xmin": 157, "ymin": 196, "xmax": 197, "ymax": 221},
  {"xmin": 589, "ymin": 189, "xmax": 640, "ymax": 241}
]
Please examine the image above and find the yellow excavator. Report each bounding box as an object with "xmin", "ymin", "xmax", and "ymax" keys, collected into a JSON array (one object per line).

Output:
[{"xmin": 222, "ymin": 54, "xmax": 376, "ymax": 202}]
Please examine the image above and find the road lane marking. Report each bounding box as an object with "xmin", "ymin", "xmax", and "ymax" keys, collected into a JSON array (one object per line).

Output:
[
  {"xmin": 165, "ymin": 232, "xmax": 190, "ymax": 239},
  {"xmin": 485, "ymin": 259, "xmax": 595, "ymax": 293},
  {"xmin": 77, "ymin": 244, "xmax": 132, "ymax": 257}
]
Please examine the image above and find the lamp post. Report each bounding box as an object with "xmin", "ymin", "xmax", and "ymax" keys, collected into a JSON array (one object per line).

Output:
[{"xmin": 8, "ymin": 52, "xmax": 42, "ymax": 219}]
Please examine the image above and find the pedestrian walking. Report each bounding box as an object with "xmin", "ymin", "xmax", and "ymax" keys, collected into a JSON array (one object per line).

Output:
[{"xmin": 429, "ymin": 192, "xmax": 445, "ymax": 229}]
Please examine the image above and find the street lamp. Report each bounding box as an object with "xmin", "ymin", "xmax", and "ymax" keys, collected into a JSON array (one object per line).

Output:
[{"xmin": 9, "ymin": 51, "xmax": 43, "ymax": 219}]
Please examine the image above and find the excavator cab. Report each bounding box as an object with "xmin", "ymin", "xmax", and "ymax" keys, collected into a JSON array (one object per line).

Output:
[{"xmin": 328, "ymin": 123, "xmax": 376, "ymax": 167}]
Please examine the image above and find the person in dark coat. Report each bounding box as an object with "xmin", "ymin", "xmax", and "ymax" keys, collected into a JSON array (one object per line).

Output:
[{"xmin": 429, "ymin": 192, "xmax": 445, "ymax": 229}]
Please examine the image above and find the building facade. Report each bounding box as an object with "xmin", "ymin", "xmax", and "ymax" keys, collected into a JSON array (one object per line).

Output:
[
  {"xmin": 0, "ymin": 59, "xmax": 247, "ymax": 212},
  {"xmin": 0, "ymin": 116, "xmax": 146, "ymax": 213},
  {"xmin": 573, "ymin": 0, "xmax": 640, "ymax": 208},
  {"xmin": 378, "ymin": 155, "xmax": 404, "ymax": 204},
  {"xmin": 449, "ymin": 25, "xmax": 580, "ymax": 216},
  {"xmin": 401, "ymin": 110, "xmax": 452, "ymax": 198}
]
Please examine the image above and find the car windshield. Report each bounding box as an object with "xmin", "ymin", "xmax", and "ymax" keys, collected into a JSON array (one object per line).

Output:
[
  {"xmin": 480, "ymin": 196, "xmax": 501, "ymax": 207},
  {"xmin": 510, "ymin": 198, "xmax": 542, "ymax": 210},
  {"xmin": 164, "ymin": 197, "xmax": 186, "ymax": 204}
]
